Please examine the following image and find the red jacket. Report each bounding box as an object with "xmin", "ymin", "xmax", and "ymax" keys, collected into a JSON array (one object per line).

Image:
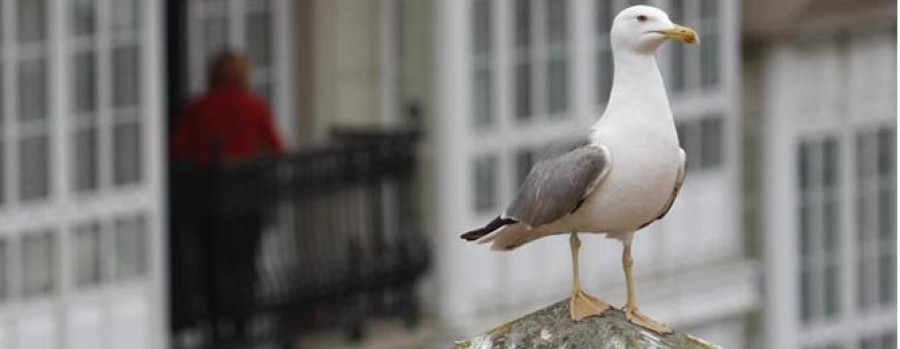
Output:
[{"xmin": 172, "ymin": 85, "xmax": 285, "ymax": 165}]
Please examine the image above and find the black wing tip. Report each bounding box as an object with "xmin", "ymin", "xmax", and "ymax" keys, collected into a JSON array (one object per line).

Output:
[{"xmin": 460, "ymin": 216, "xmax": 517, "ymax": 241}]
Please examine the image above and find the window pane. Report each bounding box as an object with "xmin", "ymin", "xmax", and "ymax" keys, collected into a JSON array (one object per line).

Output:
[
  {"xmin": 799, "ymin": 204, "xmax": 811, "ymax": 256},
  {"xmin": 112, "ymin": 45, "xmax": 140, "ymax": 108},
  {"xmin": 595, "ymin": 0, "xmax": 613, "ymax": 35},
  {"xmin": 472, "ymin": 0, "xmax": 492, "ymax": 55},
  {"xmin": 74, "ymin": 127, "xmax": 99, "ymax": 192},
  {"xmin": 547, "ymin": 57, "xmax": 568, "ymax": 115},
  {"xmin": 22, "ymin": 231, "xmax": 55, "ymax": 297},
  {"xmin": 597, "ymin": 48, "xmax": 613, "ymax": 104},
  {"xmin": 204, "ymin": 16, "xmax": 229, "ymax": 61},
  {"xmin": 115, "ymin": 215, "xmax": 148, "ymax": 279},
  {"xmin": 700, "ymin": 32, "xmax": 719, "ymax": 88},
  {"xmin": 700, "ymin": 117, "xmax": 722, "ymax": 168},
  {"xmin": 19, "ymin": 59, "xmax": 47, "ymax": 122},
  {"xmin": 0, "ymin": 239, "xmax": 6, "ymax": 301},
  {"xmin": 246, "ymin": 11, "xmax": 272, "ymax": 69},
  {"xmin": 71, "ymin": 0, "xmax": 95, "ymax": 35},
  {"xmin": 515, "ymin": 0, "xmax": 530, "ymax": 48},
  {"xmin": 473, "ymin": 155, "xmax": 497, "ymax": 212},
  {"xmin": 515, "ymin": 149, "xmax": 534, "ymax": 189},
  {"xmin": 110, "ymin": 0, "xmax": 139, "ymax": 30},
  {"xmin": 799, "ymin": 267, "xmax": 812, "ymax": 321},
  {"xmin": 72, "ymin": 52, "xmax": 97, "ymax": 114},
  {"xmin": 824, "ymin": 263, "xmax": 839, "ymax": 317},
  {"xmin": 19, "ymin": 135, "xmax": 49, "ymax": 201},
  {"xmin": 880, "ymin": 188, "xmax": 896, "ymax": 241},
  {"xmin": 823, "ymin": 138, "xmax": 838, "ymax": 187},
  {"xmin": 798, "ymin": 142, "xmax": 811, "ymax": 191},
  {"xmin": 113, "ymin": 121, "xmax": 142, "ymax": 185},
  {"xmin": 473, "ymin": 68, "xmax": 493, "ymax": 126},
  {"xmin": 883, "ymin": 332, "xmax": 897, "ymax": 349},
  {"xmin": 823, "ymin": 199, "xmax": 838, "ymax": 252},
  {"xmin": 17, "ymin": 0, "xmax": 45, "ymax": 43},
  {"xmin": 879, "ymin": 251, "xmax": 895, "ymax": 304},
  {"xmin": 74, "ymin": 223, "xmax": 102, "ymax": 287},
  {"xmin": 515, "ymin": 62, "xmax": 532, "ymax": 120},
  {"xmin": 546, "ymin": 0, "xmax": 567, "ymax": 44},
  {"xmin": 0, "ymin": 139, "xmax": 4, "ymax": 205},
  {"xmin": 877, "ymin": 128, "xmax": 895, "ymax": 176}
]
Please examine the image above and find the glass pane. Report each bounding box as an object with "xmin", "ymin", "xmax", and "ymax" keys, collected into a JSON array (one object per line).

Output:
[
  {"xmin": 74, "ymin": 223, "xmax": 102, "ymax": 287},
  {"xmin": 857, "ymin": 133, "xmax": 874, "ymax": 180},
  {"xmin": 19, "ymin": 59, "xmax": 47, "ymax": 122},
  {"xmin": 546, "ymin": 0, "xmax": 567, "ymax": 44},
  {"xmin": 0, "ymin": 139, "xmax": 4, "ymax": 205},
  {"xmin": 547, "ymin": 57, "xmax": 568, "ymax": 115},
  {"xmin": 472, "ymin": 0, "xmax": 492, "ymax": 55},
  {"xmin": 799, "ymin": 204, "xmax": 811, "ymax": 256},
  {"xmin": 880, "ymin": 188, "xmax": 896, "ymax": 241},
  {"xmin": 699, "ymin": 32, "xmax": 719, "ymax": 88},
  {"xmin": 112, "ymin": 45, "xmax": 140, "ymax": 108},
  {"xmin": 473, "ymin": 155, "xmax": 497, "ymax": 212},
  {"xmin": 515, "ymin": 149, "xmax": 534, "ymax": 189},
  {"xmin": 515, "ymin": 62, "xmax": 531, "ymax": 120},
  {"xmin": 822, "ymin": 138, "xmax": 838, "ymax": 187},
  {"xmin": 115, "ymin": 215, "xmax": 147, "ymax": 279},
  {"xmin": 110, "ymin": 0, "xmax": 139, "ymax": 30},
  {"xmin": 799, "ymin": 267, "xmax": 812, "ymax": 321},
  {"xmin": 204, "ymin": 16, "xmax": 229, "ymax": 59},
  {"xmin": 798, "ymin": 142, "xmax": 811, "ymax": 191},
  {"xmin": 19, "ymin": 135, "xmax": 49, "ymax": 201},
  {"xmin": 824, "ymin": 263, "xmax": 839, "ymax": 317},
  {"xmin": 877, "ymin": 128, "xmax": 895, "ymax": 176},
  {"xmin": 246, "ymin": 11, "xmax": 272, "ymax": 69},
  {"xmin": 17, "ymin": 0, "xmax": 45, "ymax": 43},
  {"xmin": 700, "ymin": 0, "xmax": 719, "ymax": 21},
  {"xmin": 595, "ymin": 0, "xmax": 614, "ymax": 35},
  {"xmin": 473, "ymin": 68, "xmax": 493, "ymax": 126},
  {"xmin": 883, "ymin": 332, "xmax": 897, "ymax": 349},
  {"xmin": 71, "ymin": 0, "xmax": 95, "ymax": 35},
  {"xmin": 700, "ymin": 117, "xmax": 722, "ymax": 168},
  {"xmin": 22, "ymin": 231, "xmax": 54, "ymax": 297},
  {"xmin": 515, "ymin": 0, "xmax": 530, "ymax": 48},
  {"xmin": 597, "ymin": 48, "xmax": 613, "ymax": 104},
  {"xmin": 74, "ymin": 127, "xmax": 98, "ymax": 192},
  {"xmin": 823, "ymin": 199, "xmax": 839, "ymax": 252},
  {"xmin": 0, "ymin": 239, "xmax": 6, "ymax": 301},
  {"xmin": 113, "ymin": 121, "xmax": 142, "ymax": 185},
  {"xmin": 72, "ymin": 52, "xmax": 97, "ymax": 114},
  {"xmin": 879, "ymin": 251, "xmax": 895, "ymax": 304}
]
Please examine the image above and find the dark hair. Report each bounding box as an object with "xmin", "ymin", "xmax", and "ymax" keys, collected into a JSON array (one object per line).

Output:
[{"xmin": 208, "ymin": 50, "xmax": 251, "ymax": 88}]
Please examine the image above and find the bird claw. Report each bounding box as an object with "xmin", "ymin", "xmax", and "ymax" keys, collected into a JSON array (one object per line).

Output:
[
  {"xmin": 624, "ymin": 306, "xmax": 672, "ymax": 334},
  {"xmin": 569, "ymin": 290, "xmax": 611, "ymax": 321}
]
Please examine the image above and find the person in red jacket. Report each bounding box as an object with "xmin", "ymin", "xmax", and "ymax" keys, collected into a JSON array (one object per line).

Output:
[
  {"xmin": 170, "ymin": 51, "xmax": 284, "ymax": 346},
  {"xmin": 172, "ymin": 51, "xmax": 285, "ymax": 165}
]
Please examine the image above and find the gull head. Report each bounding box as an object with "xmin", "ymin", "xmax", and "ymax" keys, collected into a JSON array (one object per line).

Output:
[{"xmin": 610, "ymin": 5, "xmax": 699, "ymax": 55}]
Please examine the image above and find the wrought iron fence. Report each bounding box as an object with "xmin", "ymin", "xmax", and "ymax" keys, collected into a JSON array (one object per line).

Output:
[{"xmin": 169, "ymin": 129, "xmax": 430, "ymax": 348}]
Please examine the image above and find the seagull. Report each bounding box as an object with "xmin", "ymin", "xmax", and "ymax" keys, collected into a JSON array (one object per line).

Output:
[{"xmin": 460, "ymin": 6, "xmax": 698, "ymax": 334}]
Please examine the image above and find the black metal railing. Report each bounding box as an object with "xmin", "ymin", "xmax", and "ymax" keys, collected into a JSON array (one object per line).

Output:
[{"xmin": 169, "ymin": 129, "xmax": 430, "ymax": 348}]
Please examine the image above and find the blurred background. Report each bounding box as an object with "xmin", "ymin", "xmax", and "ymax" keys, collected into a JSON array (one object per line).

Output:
[{"xmin": 0, "ymin": 0, "xmax": 894, "ymax": 348}]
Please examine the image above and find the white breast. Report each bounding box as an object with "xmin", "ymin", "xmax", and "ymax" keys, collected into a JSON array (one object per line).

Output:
[{"xmin": 556, "ymin": 123, "xmax": 681, "ymax": 235}]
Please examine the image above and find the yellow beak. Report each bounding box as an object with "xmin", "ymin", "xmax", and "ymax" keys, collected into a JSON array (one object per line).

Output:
[{"xmin": 660, "ymin": 24, "xmax": 699, "ymax": 44}]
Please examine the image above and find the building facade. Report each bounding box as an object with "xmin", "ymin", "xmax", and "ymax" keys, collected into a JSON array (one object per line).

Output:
[
  {"xmin": 751, "ymin": 0, "xmax": 898, "ymax": 348},
  {"xmin": 0, "ymin": 0, "xmax": 166, "ymax": 348}
]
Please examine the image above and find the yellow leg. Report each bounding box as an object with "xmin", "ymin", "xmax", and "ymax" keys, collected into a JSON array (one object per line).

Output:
[
  {"xmin": 622, "ymin": 240, "xmax": 672, "ymax": 334},
  {"xmin": 569, "ymin": 233, "xmax": 610, "ymax": 321}
]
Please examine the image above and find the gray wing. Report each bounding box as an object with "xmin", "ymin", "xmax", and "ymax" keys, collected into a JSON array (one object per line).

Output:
[{"xmin": 504, "ymin": 144, "xmax": 611, "ymax": 227}]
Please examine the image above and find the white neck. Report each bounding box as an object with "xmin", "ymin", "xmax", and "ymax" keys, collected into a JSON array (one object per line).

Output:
[{"xmin": 595, "ymin": 50, "xmax": 672, "ymax": 128}]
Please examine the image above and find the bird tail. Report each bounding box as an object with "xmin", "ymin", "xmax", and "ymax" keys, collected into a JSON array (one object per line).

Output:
[{"xmin": 460, "ymin": 216, "xmax": 517, "ymax": 242}]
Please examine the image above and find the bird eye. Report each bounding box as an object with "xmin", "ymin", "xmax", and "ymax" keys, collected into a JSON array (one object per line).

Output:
[{"xmin": 637, "ymin": 15, "xmax": 648, "ymax": 22}]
